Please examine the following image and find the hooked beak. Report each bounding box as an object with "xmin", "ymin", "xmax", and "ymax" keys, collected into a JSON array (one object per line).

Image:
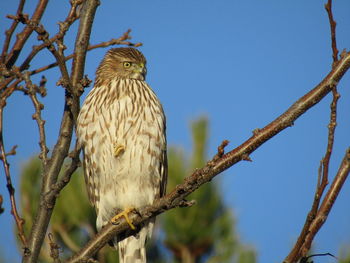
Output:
[{"xmin": 132, "ymin": 63, "xmax": 146, "ymax": 80}]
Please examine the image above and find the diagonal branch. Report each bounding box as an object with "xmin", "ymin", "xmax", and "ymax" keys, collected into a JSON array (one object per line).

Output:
[{"xmin": 67, "ymin": 51, "xmax": 350, "ymax": 263}]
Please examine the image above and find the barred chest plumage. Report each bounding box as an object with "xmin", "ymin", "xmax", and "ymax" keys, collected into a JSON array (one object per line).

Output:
[{"xmin": 76, "ymin": 77, "xmax": 167, "ymax": 230}]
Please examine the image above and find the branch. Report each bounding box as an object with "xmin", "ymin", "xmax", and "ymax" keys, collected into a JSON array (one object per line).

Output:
[
  {"xmin": 320, "ymin": 87, "xmax": 339, "ymax": 186},
  {"xmin": 48, "ymin": 233, "xmax": 61, "ymax": 263},
  {"xmin": 0, "ymin": 144, "xmax": 17, "ymax": 160},
  {"xmin": 0, "ymin": 106, "xmax": 27, "ymax": 248},
  {"xmin": 325, "ymin": 0, "xmax": 339, "ymax": 66},
  {"xmin": 0, "ymin": 194, "xmax": 4, "ymax": 214},
  {"xmin": 23, "ymin": 73, "xmax": 49, "ymax": 165},
  {"xmin": 49, "ymin": 145, "xmax": 81, "ymax": 200},
  {"xmin": 67, "ymin": 51, "xmax": 350, "ymax": 263}
]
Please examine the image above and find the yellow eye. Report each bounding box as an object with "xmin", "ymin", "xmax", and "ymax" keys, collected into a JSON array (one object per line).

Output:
[{"xmin": 123, "ymin": 62, "xmax": 131, "ymax": 68}]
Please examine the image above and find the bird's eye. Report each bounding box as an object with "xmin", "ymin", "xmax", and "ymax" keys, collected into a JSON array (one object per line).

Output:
[{"xmin": 123, "ymin": 62, "xmax": 131, "ymax": 68}]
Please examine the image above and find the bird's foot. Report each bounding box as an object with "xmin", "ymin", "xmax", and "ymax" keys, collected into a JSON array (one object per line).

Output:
[
  {"xmin": 110, "ymin": 207, "xmax": 136, "ymax": 230},
  {"xmin": 114, "ymin": 144, "xmax": 125, "ymax": 157}
]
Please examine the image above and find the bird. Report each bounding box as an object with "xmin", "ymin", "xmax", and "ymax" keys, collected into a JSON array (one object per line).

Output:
[{"xmin": 76, "ymin": 47, "xmax": 167, "ymax": 263}]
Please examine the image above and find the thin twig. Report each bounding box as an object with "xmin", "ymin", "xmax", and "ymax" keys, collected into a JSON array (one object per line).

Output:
[
  {"xmin": 321, "ymin": 86, "xmax": 339, "ymax": 184},
  {"xmin": 23, "ymin": 73, "xmax": 49, "ymax": 165},
  {"xmin": 0, "ymin": 145, "xmax": 17, "ymax": 160},
  {"xmin": 48, "ymin": 233, "xmax": 61, "ymax": 263},
  {"xmin": 49, "ymin": 145, "xmax": 81, "ymax": 200},
  {"xmin": 0, "ymin": 106, "xmax": 28, "ymax": 248},
  {"xmin": 67, "ymin": 52, "xmax": 350, "ymax": 263},
  {"xmin": 325, "ymin": 0, "xmax": 339, "ymax": 66},
  {"xmin": 210, "ymin": 140, "xmax": 229, "ymax": 163},
  {"xmin": 0, "ymin": 194, "xmax": 4, "ymax": 214}
]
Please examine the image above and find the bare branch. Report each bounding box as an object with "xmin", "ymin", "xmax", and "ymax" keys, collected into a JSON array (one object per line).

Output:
[
  {"xmin": 320, "ymin": 86, "xmax": 339, "ymax": 185},
  {"xmin": 67, "ymin": 52, "xmax": 350, "ymax": 263},
  {"xmin": 49, "ymin": 145, "xmax": 81, "ymax": 200},
  {"xmin": 23, "ymin": 73, "xmax": 49, "ymax": 164},
  {"xmin": 0, "ymin": 106, "xmax": 27, "ymax": 248},
  {"xmin": 325, "ymin": 0, "xmax": 339, "ymax": 66},
  {"xmin": 0, "ymin": 144, "xmax": 17, "ymax": 160},
  {"xmin": 213, "ymin": 140, "xmax": 229, "ymax": 161},
  {"xmin": 48, "ymin": 233, "xmax": 61, "ymax": 263}
]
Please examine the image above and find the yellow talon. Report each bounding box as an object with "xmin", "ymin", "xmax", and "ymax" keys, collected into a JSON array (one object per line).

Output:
[
  {"xmin": 114, "ymin": 144, "xmax": 125, "ymax": 157},
  {"xmin": 110, "ymin": 208, "xmax": 136, "ymax": 230}
]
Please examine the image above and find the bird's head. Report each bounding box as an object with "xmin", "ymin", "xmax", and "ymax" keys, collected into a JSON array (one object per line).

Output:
[{"xmin": 96, "ymin": 47, "xmax": 147, "ymax": 81}]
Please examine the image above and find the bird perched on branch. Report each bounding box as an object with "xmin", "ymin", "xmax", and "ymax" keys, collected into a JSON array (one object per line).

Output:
[{"xmin": 77, "ymin": 47, "xmax": 167, "ymax": 263}]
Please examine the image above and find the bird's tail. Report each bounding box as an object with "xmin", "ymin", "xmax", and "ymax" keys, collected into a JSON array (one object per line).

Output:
[{"xmin": 114, "ymin": 220, "xmax": 154, "ymax": 263}]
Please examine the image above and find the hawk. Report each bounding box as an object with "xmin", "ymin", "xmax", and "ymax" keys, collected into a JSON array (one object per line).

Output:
[{"xmin": 76, "ymin": 47, "xmax": 167, "ymax": 263}]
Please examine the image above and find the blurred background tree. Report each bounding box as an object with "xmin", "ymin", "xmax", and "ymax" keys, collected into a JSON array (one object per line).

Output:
[
  {"xmin": 16, "ymin": 117, "xmax": 256, "ymax": 262},
  {"xmin": 338, "ymin": 248, "xmax": 350, "ymax": 263}
]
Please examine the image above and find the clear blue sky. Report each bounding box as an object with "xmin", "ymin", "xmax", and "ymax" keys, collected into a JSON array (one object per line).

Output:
[{"xmin": 1, "ymin": 1, "xmax": 350, "ymax": 262}]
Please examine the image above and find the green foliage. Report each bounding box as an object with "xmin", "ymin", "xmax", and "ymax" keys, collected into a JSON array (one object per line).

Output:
[{"xmin": 338, "ymin": 247, "xmax": 350, "ymax": 263}]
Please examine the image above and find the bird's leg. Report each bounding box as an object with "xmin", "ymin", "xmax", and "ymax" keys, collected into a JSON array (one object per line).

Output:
[
  {"xmin": 110, "ymin": 208, "xmax": 136, "ymax": 230},
  {"xmin": 114, "ymin": 143, "xmax": 125, "ymax": 157}
]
